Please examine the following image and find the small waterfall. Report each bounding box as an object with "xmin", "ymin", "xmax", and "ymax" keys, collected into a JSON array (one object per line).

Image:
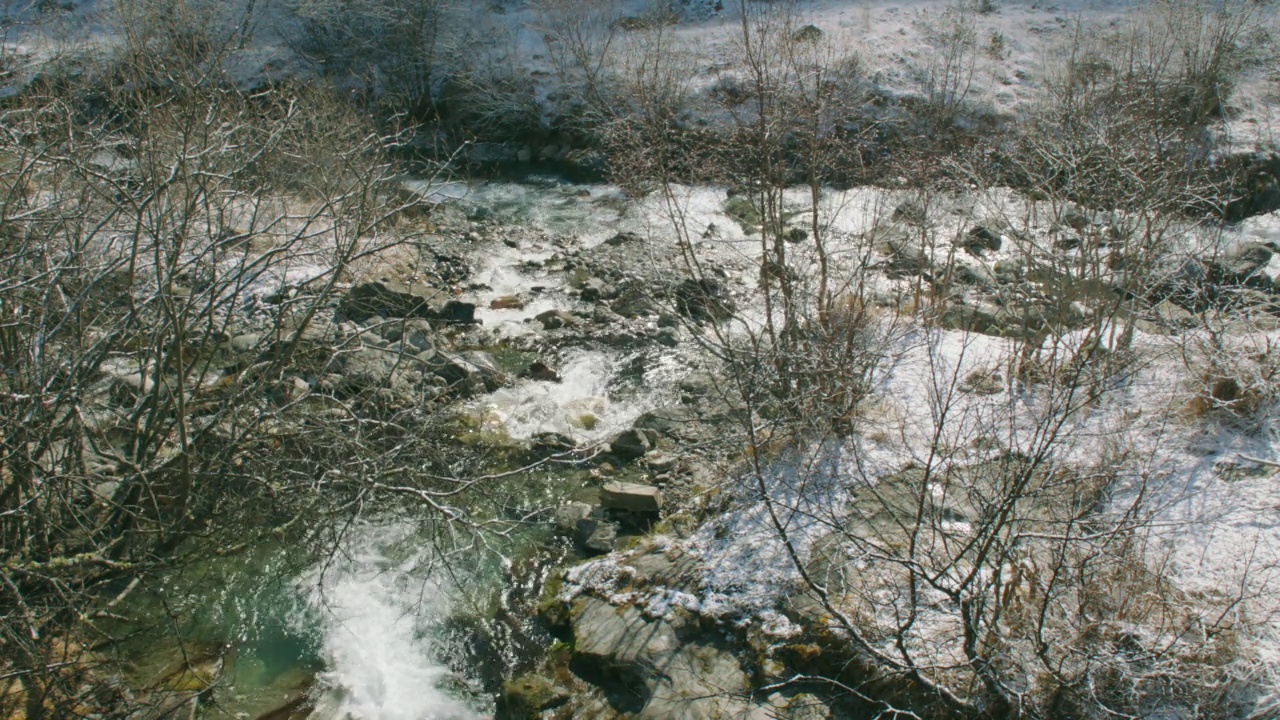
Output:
[{"xmin": 298, "ymin": 523, "xmax": 477, "ymax": 720}]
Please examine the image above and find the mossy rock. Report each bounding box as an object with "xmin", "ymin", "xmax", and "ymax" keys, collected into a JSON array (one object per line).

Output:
[
  {"xmin": 724, "ymin": 196, "xmax": 762, "ymax": 229},
  {"xmin": 496, "ymin": 674, "xmax": 570, "ymax": 720}
]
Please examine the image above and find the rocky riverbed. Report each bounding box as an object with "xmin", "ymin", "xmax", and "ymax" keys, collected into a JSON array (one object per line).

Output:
[{"xmin": 77, "ymin": 171, "xmax": 1280, "ymax": 720}]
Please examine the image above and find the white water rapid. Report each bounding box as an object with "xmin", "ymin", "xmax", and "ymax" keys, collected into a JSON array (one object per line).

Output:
[{"xmin": 298, "ymin": 523, "xmax": 478, "ymax": 720}]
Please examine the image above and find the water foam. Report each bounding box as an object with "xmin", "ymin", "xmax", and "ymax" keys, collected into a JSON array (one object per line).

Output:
[{"xmin": 299, "ymin": 523, "xmax": 476, "ymax": 720}]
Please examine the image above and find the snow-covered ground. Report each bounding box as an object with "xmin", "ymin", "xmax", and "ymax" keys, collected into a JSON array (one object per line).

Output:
[
  {"xmin": 4, "ymin": 1, "xmax": 1275, "ymax": 150},
  {"xmin": 524, "ymin": 179, "xmax": 1280, "ymax": 711}
]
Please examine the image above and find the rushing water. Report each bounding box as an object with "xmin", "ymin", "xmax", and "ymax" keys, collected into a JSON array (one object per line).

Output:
[
  {"xmin": 300, "ymin": 523, "xmax": 478, "ymax": 720},
  {"xmin": 112, "ymin": 177, "xmax": 741, "ymax": 719}
]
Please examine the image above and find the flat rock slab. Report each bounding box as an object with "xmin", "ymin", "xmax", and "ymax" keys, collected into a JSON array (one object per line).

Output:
[{"xmin": 600, "ymin": 482, "xmax": 663, "ymax": 513}]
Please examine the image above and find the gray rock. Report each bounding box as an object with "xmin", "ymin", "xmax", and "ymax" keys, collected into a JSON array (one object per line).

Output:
[
  {"xmin": 609, "ymin": 428, "xmax": 659, "ymax": 461},
  {"xmin": 424, "ymin": 350, "xmax": 508, "ymax": 393},
  {"xmin": 535, "ymin": 309, "xmax": 581, "ymax": 330},
  {"xmin": 531, "ymin": 432, "xmax": 577, "ymax": 456},
  {"xmin": 521, "ymin": 361, "xmax": 562, "ymax": 382},
  {"xmin": 600, "ymin": 482, "xmax": 663, "ymax": 513},
  {"xmin": 674, "ymin": 279, "xmax": 735, "ymax": 322},
  {"xmin": 570, "ymin": 597, "xmax": 770, "ymax": 720},
  {"xmin": 553, "ymin": 502, "xmax": 596, "ymax": 535},
  {"xmin": 610, "ymin": 285, "xmax": 658, "ymax": 318},
  {"xmin": 892, "ymin": 201, "xmax": 928, "ymax": 226},
  {"xmin": 655, "ymin": 327, "xmax": 680, "ymax": 347},
  {"xmin": 229, "ymin": 333, "xmax": 263, "ymax": 354},
  {"xmin": 1061, "ymin": 209, "xmax": 1090, "ymax": 231},
  {"xmin": 604, "ymin": 231, "xmax": 642, "ymax": 246},
  {"xmin": 792, "ymin": 24, "xmax": 823, "ymax": 42},
  {"xmin": 964, "ymin": 225, "xmax": 1002, "ymax": 254},
  {"xmin": 580, "ymin": 277, "xmax": 615, "ymax": 303},
  {"xmin": 939, "ymin": 304, "xmax": 1000, "ymax": 335},
  {"xmin": 582, "ymin": 520, "xmax": 619, "ymax": 554},
  {"xmin": 340, "ymin": 281, "xmax": 477, "ymax": 324}
]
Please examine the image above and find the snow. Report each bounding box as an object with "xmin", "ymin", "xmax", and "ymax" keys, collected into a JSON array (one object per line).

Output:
[
  {"xmin": 540, "ymin": 177, "xmax": 1280, "ymax": 707},
  {"xmin": 6, "ymin": 1, "xmax": 1274, "ymax": 148}
]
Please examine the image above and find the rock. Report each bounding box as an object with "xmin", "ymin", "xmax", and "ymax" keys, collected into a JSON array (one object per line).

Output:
[
  {"xmin": 939, "ymin": 304, "xmax": 1000, "ymax": 335},
  {"xmin": 655, "ymin": 327, "xmax": 680, "ymax": 347},
  {"xmin": 340, "ymin": 281, "xmax": 477, "ymax": 324},
  {"xmin": 1061, "ymin": 209, "xmax": 1090, "ymax": 231},
  {"xmin": 570, "ymin": 597, "xmax": 770, "ymax": 720},
  {"xmin": 1224, "ymin": 242, "xmax": 1276, "ymax": 282},
  {"xmin": 891, "ymin": 201, "xmax": 928, "ymax": 226},
  {"xmin": 792, "ymin": 24, "xmax": 823, "ymax": 42},
  {"xmin": 604, "ymin": 231, "xmax": 642, "ymax": 246},
  {"xmin": 376, "ymin": 317, "xmax": 435, "ymax": 351},
  {"xmin": 600, "ymin": 482, "xmax": 663, "ymax": 513},
  {"xmin": 490, "ymin": 295, "xmax": 526, "ymax": 310},
  {"xmin": 228, "ymin": 333, "xmax": 263, "ymax": 354},
  {"xmin": 643, "ymin": 452, "xmax": 680, "ymax": 473},
  {"xmin": 674, "ymin": 278, "xmax": 735, "ymax": 322},
  {"xmin": 609, "ymin": 428, "xmax": 659, "ymax": 461},
  {"xmin": 635, "ymin": 406, "xmax": 696, "ymax": 436},
  {"xmin": 561, "ymin": 148, "xmax": 609, "ymax": 183},
  {"xmin": 535, "ymin": 309, "xmax": 581, "ymax": 330},
  {"xmin": 964, "ymin": 225, "xmax": 1002, "ymax": 254},
  {"xmin": 784, "ymin": 227, "xmax": 808, "ymax": 243},
  {"xmin": 425, "ymin": 350, "xmax": 508, "ymax": 393},
  {"xmin": 960, "ymin": 369, "xmax": 1003, "ymax": 396},
  {"xmin": 553, "ymin": 502, "xmax": 596, "ymax": 535},
  {"xmin": 496, "ymin": 674, "xmax": 570, "ymax": 720},
  {"xmin": 521, "ymin": 361, "xmax": 562, "ymax": 382},
  {"xmin": 582, "ymin": 520, "xmax": 619, "ymax": 554},
  {"xmin": 531, "ymin": 432, "xmax": 577, "ymax": 456},
  {"xmin": 580, "ymin": 277, "xmax": 615, "ymax": 303},
  {"xmin": 610, "ymin": 285, "xmax": 658, "ymax": 318}
]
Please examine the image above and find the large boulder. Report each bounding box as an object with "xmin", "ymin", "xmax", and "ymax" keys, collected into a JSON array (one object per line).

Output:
[
  {"xmin": 600, "ymin": 482, "xmax": 663, "ymax": 513},
  {"xmin": 569, "ymin": 597, "xmax": 772, "ymax": 720},
  {"xmin": 340, "ymin": 281, "xmax": 476, "ymax": 324}
]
